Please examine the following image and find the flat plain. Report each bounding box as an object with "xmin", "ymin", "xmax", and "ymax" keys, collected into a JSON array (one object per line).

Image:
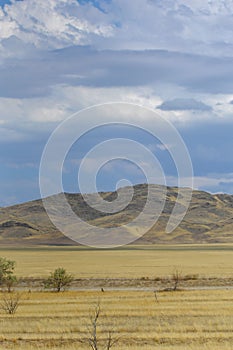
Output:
[
  {"xmin": 0, "ymin": 245, "xmax": 232, "ymax": 279},
  {"xmin": 0, "ymin": 245, "xmax": 232, "ymax": 349}
]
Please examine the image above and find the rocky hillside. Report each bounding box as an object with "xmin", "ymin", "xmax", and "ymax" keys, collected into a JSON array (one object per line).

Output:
[{"xmin": 0, "ymin": 184, "xmax": 233, "ymax": 245}]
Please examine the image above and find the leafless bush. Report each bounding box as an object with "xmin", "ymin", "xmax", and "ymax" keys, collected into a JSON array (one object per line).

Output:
[
  {"xmin": 172, "ymin": 268, "xmax": 183, "ymax": 291},
  {"xmin": 80, "ymin": 301, "xmax": 120, "ymax": 350},
  {"xmin": 1, "ymin": 292, "xmax": 21, "ymax": 314}
]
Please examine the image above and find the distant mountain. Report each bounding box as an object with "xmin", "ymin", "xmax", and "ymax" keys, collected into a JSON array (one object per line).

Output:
[{"xmin": 0, "ymin": 184, "xmax": 233, "ymax": 245}]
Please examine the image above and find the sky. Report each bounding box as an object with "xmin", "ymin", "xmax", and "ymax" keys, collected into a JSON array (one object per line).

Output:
[{"xmin": 1, "ymin": 0, "xmax": 233, "ymax": 206}]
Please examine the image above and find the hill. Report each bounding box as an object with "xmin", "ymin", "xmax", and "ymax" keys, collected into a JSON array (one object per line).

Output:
[{"xmin": 0, "ymin": 184, "xmax": 233, "ymax": 245}]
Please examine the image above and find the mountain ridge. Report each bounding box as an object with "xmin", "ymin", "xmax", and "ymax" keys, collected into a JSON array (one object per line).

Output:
[{"xmin": 0, "ymin": 184, "xmax": 233, "ymax": 246}]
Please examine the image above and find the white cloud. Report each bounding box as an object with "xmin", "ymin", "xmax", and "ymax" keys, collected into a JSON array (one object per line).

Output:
[
  {"xmin": 58, "ymin": 85, "xmax": 162, "ymax": 111},
  {"xmin": 156, "ymin": 144, "xmax": 173, "ymax": 151},
  {"xmin": 193, "ymin": 174, "xmax": 233, "ymax": 193},
  {"xmin": 6, "ymin": 161, "xmax": 37, "ymax": 169},
  {"xmin": 0, "ymin": 7, "xmax": 17, "ymax": 39},
  {"xmin": 95, "ymin": 0, "xmax": 233, "ymax": 56},
  {"xmin": 1, "ymin": 81, "xmax": 233, "ymax": 140},
  {"xmin": 0, "ymin": 96, "xmax": 68, "ymax": 131},
  {"xmin": 0, "ymin": 85, "xmax": 163, "ymax": 136},
  {"xmin": 159, "ymin": 173, "xmax": 233, "ymax": 194},
  {"xmin": 0, "ymin": 0, "xmax": 233, "ymax": 57},
  {"xmin": 0, "ymin": 0, "xmax": 113, "ymax": 51},
  {"xmin": 0, "ymin": 127, "xmax": 25, "ymax": 142}
]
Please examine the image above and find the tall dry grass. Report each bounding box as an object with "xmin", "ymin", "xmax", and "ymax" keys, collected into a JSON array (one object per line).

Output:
[{"xmin": 0, "ymin": 289, "xmax": 232, "ymax": 349}]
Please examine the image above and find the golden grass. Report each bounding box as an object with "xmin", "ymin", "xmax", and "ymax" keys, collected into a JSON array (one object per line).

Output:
[
  {"xmin": 0, "ymin": 246, "xmax": 231, "ymax": 349},
  {"xmin": 0, "ymin": 245, "xmax": 232, "ymax": 279},
  {"xmin": 0, "ymin": 290, "xmax": 232, "ymax": 349}
]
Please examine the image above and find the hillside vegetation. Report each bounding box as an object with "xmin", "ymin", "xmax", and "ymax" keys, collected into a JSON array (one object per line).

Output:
[{"xmin": 0, "ymin": 184, "xmax": 233, "ymax": 245}]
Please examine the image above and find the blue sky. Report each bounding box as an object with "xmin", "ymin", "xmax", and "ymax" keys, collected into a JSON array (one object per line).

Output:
[
  {"xmin": 0, "ymin": 1, "xmax": 11, "ymax": 6},
  {"xmin": 1, "ymin": 0, "xmax": 233, "ymax": 206}
]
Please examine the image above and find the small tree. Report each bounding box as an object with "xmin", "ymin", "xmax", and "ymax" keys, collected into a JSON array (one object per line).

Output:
[
  {"xmin": 0, "ymin": 257, "xmax": 17, "ymax": 291},
  {"xmin": 44, "ymin": 268, "xmax": 74, "ymax": 292},
  {"xmin": 5, "ymin": 275, "xmax": 18, "ymax": 293}
]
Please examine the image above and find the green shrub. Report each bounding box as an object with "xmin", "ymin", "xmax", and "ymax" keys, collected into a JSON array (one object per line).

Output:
[{"xmin": 44, "ymin": 267, "xmax": 74, "ymax": 292}]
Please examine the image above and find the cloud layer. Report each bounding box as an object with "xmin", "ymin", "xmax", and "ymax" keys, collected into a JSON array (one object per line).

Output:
[
  {"xmin": 2, "ymin": 0, "xmax": 233, "ymax": 55},
  {"xmin": 1, "ymin": 0, "xmax": 233, "ymax": 205}
]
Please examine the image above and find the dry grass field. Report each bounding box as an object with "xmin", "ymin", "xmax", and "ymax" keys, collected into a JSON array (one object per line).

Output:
[
  {"xmin": 0, "ymin": 290, "xmax": 232, "ymax": 349},
  {"xmin": 0, "ymin": 245, "xmax": 232, "ymax": 279},
  {"xmin": 0, "ymin": 245, "xmax": 232, "ymax": 349}
]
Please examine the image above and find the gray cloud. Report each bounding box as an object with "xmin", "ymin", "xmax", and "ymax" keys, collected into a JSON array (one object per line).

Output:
[
  {"xmin": 1, "ymin": 0, "xmax": 233, "ymax": 100},
  {"xmin": 157, "ymin": 98, "xmax": 212, "ymax": 111},
  {"xmin": 2, "ymin": 47, "xmax": 233, "ymax": 99}
]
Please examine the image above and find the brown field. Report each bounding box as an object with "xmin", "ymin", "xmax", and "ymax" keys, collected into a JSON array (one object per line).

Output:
[
  {"xmin": 0, "ymin": 289, "xmax": 232, "ymax": 349},
  {"xmin": 0, "ymin": 245, "xmax": 232, "ymax": 349},
  {"xmin": 0, "ymin": 245, "xmax": 232, "ymax": 279}
]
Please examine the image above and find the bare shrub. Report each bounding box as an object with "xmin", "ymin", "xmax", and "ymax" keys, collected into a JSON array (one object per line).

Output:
[
  {"xmin": 172, "ymin": 268, "xmax": 183, "ymax": 291},
  {"xmin": 80, "ymin": 301, "xmax": 120, "ymax": 350},
  {"xmin": 1, "ymin": 292, "xmax": 21, "ymax": 314}
]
